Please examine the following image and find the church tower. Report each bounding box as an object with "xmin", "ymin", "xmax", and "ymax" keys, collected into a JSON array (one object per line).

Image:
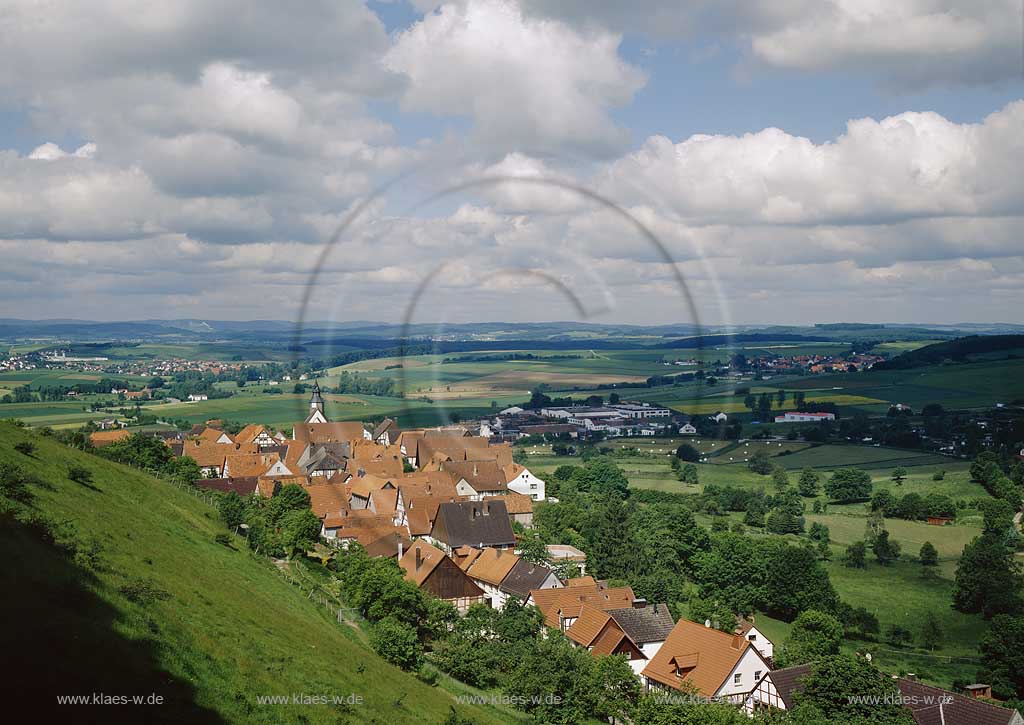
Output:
[{"xmin": 306, "ymin": 380, "xmax": 327, "ymax": 424}]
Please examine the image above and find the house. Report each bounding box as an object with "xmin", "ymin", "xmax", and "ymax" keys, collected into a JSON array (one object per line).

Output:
[
  {"xmin": 774, "ymin": 412, "xmax": 836, "ymax": 423},
  {"xmin": 223, "ymin": 452, "xmax": 292, "ymax": 479},
  {"xmin": 195, "ymin": 476, "xmax": 259, "ymax": 497},
  {"xmin": 499, "ymin": 558, "xmax": 562, "ymax": 602},
  {"xmin": 927, "ymin": 516, "xmax": 955, "ymax": 526},
  {"xmin": 527, "ymin": 578, "xmax": 636, "ymax": 631},
  {"xmin": 430, "ymin": 499, "xmax": 516, "ymax": 554},
  {"xmin": 235, "ymin": 424, "xmax": 277, "ymax": 449},
  {"xmin": 735, "ymin": 617, "xmax": 774, "ymax": 660},
  {"xmin": 304, "ymin": 483, "xmax": 349, "ymax": 520},
  {"xmin": 399, "ymin": 540, "xmax": 485, "ymax": 613},
  {"xmin": 180, "ymin": 440, "xmax": 258, "ymax": 477},
  {"xmin": 198, "ymin": 427, "xmax": 234, "ymax": 444},
  {"xmin": 464, "ymin": 547, "xmax": 521, "ymax": 609},
  {"xmin": 602, "ymin": 602, "xmax": 677, "ymax": 676},
  {"xmin": 444, "ymin": 460, "xmax": 508, "ymax": 499},
  {"xmin": 503, "ymin": 491, "xmax": 535, "ymax": 527},
  {"xmin": 710, "ymin": 412, "xmax": 728, "ymax": 423},
  {"xmin": 642, "ymin": 618, "xmax": 771, "ymax": 704},
  {"xmin": 187, "ymin": 394, "xmax": 209, "ymax": 402},
  {"xmin": 293, "ymin": 422, "xmax": 369, "ymax": 445},
  {"xmin": 680, "ymin": 423, "xmax": 698, "ymax": 435},
  {"xmin": 565, "ymin": 605, "xmax": 647, "ymax": 667},
  {"xmin": 504, "ymin": 462, "xmax": 545, "ymax": 501},
  {"xmin": 743, "ymin": 663, "xmax": 811, "ymax": 714},
  {"xmin": 745, "ymin": 667, "xmax": 1024, "ymax": 725},
  {"xmin": 88, "ymin": 429, "xmax": 133, "ymax": 448},
  {"xmin": 546, "ymin": 544, "xmax": 587, "ymax": 576},
  {"xmin": 295, "ymin": 442, "xmax": 349, "ymax": 478},
  {"xmin": 897, "ymin": 679, "xmax": 1023, "ymax": 725},
  {"xmin": 371, "ymin": 418, "xmax": 400, "ymax": 446}
]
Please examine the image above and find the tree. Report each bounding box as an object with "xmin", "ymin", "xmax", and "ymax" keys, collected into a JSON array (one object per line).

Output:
[
  {"xmin": 280, "ymin": 508, "xmax": 322, "ymax": 555},
  {"xmin": 586, "ymin": 497, "xmax": 636, "ymax": 580},
  {"xmin": 872, "ymin": 530, "xmax": 901, "ymax": 566},
  {"xmin": 776, "ymin": 610, "xmax": 843, "ymax": 667},
  {"xmin": 808, "ymin": 522, "xmax": 830, "ymax": 544},
  {"xmin": 763, "ymin": 543, "xmax": 838, "ymax": 621},
  {"xmin": 891, "ymin": 466, "xmax": 908, "ymax": 485},
  {"xmin": 797, "ymin": 467, "xmax": 821, "ymax": 497},
  {"xmin": 771, "ymin": 466, "xmax": 790, "ymax": 492},
  {"xmin": 979, "ymin": 614, "xmax": 1024, "ymax": 699},
  {"xmin": 748, "ymin": 449, "xmax": 773, "ymax": 475},
  {"xmin": 919, "ymin": 541, "xmax": 938, "ymax": 568},
  {"xmin": 591, "ymin": 653, "xmax": 642, "ymax": 723},
  {"xmin": 953, "ymin": 533, "xmax": 1023, "ymax": 618},
  {"xmin": 795, "ymin": 655, "xmax": 913, "ymax": 723},
  {"xmin": 844, "ymin": 541, "xmax": 867, "ymax": 568},
  {"xmin": 676, "ymin": 444, "xmax": 700, "ymax": 462},
  {"xmin": 825, "ymin": 468, "xmax": 873, "ymax": 503},
  {"xmin": 570, "ymin": 458, "xmax": 630, "ymax": 499},
  {"xmin": 218, "ymin": 491, "xmax": 246, "ymax": 530},
  {"xmin": 516, "ymin": 529, "xmax": 550, "ymax": 565},
  {"xmin": 887, "ymin": 624, "xmax": 913, "ymax": 647},
  {"xmin": 678, "ymin": 463, "xmax": 699, "ymax": 485},
  {"xmin": 370, "ymin": 616, "xmax": 422, "ymax": 670},
  {"xmin": 920, "ymin": 612, "xmax": 943, "ymax": 651}
]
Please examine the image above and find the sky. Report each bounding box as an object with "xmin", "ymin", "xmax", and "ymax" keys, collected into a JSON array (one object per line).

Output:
[{"xmin": 1, "ymin": 0, "xmax": 1022, "ymax": 328}]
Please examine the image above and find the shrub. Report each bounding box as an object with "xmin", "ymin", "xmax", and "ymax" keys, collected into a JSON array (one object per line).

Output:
[
  {"xmin": 371, "ymin": 617, "xmax": 422, "ymax": 670},
  {"xmin": 67, "ymin": 465, "xmax": 93, "ymax": 486},
  {"xmin": 13, "ymin": 441, "xmax": 36, "ymax": 456}
]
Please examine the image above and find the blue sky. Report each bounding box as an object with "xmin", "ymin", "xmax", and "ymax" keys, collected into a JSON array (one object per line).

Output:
[{"xmin": 0, "ymin": 0, "xmax": 1022, "ymax": 325}]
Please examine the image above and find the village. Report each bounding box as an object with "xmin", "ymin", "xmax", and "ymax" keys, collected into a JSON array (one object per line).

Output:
[{"xmin": 83, "ymin": 382, "xmax": 1022, "ymax": 724}]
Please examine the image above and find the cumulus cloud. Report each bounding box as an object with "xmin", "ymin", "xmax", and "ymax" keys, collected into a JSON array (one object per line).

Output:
[
  {"xmin": 517, "ymin": 0, "xmax": 1020, "ymax": 88},
  {"xmin": 599, "ymin": 101, "xmax": 1024, "ymax": 228},
  {"xmin": 385, "ymin": 0, "xmax": 646, "ymax": 154}
]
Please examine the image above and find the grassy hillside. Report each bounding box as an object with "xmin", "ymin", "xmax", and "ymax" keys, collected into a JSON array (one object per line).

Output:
[{"xmin": 0, "ymin": 422, "xmax": 511, "ymax": 723}]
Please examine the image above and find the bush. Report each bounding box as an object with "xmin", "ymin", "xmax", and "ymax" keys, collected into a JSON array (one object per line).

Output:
[
  {"xmin": 118, "ymin": 578, "xmax": 171, "ymax": 605},
  {"xmin": 67, "ymin": 465, "xmax": 93, "ymax": 486},
  {"xmin": 0, "ymin": 463, "xmax": 36, "ymax": 502},
  {"xmin": 371, "ymin": 617, "xmax": 422, "ymax": 670},
  {"xmin": 13, "ymin": 441, "xmax": 36, "ymax": 456},
  {"xmin": 214, "ymin": 533, "xmax": 233, "ymax": 547}
]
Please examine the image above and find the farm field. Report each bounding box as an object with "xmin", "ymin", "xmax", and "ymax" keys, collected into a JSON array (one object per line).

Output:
[{"xmin": 773, "ymin": 444, "xmax": 953, "ymax": 471}]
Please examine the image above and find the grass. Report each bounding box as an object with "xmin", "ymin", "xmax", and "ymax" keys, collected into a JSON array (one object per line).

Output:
[{"xmin": 0, "ymin": 422, "xmax": 516, "ymax": 723}]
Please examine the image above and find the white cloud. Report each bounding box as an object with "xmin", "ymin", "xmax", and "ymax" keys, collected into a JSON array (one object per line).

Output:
[
  {"xmin": 599, "ymin": 101, "xmax": 1024, "ymax": 229},
  {"xmin": 384, "ymin": 0, "xmax": 646, "ymax": 153}
]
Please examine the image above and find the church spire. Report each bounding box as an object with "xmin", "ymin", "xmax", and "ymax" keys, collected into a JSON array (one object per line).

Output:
[{"xmin": 309, "ymin": 379, "xmax": 325, "ymax": 414}]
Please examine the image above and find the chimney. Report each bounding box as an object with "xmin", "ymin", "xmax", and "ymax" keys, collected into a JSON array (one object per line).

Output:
[
  {"xmin": 415, "ymin": 546, "xmax": 422, "ymax": 571},
  {"xmin": 398, "ymin": 541, "xmax": 404, "ymax": 559},
  {"xmin": 473, "ymin": 463, "xmax": 478, "ymax": 477},
  {"xmin": 483, "ymin": 503, "xmax": 490, "ymax": 516},
  {"xmin": 632, "ymin": 598, "xmax": 647, "ymax": 609}
]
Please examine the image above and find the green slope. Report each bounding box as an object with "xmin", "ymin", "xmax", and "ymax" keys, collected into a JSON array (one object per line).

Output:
[{"xmin": 0, "ymin": 422, "xmax": 507, "ymax": 723}]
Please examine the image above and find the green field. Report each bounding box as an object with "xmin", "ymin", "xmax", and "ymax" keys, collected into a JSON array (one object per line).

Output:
[
  {"xmin": 0, "ymin": 422, "xmax": 517, "ymax": 723},
  {"xmin": 772, "ymin": 444, "xmax": 953, "ymax": 471}
]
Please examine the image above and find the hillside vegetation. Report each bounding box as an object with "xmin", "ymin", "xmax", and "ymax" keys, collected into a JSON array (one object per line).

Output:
[
  {"xmin": 873, "ymin": 334, "xmax": 1024, "ymax": 370},
  {"xmin": 0, "ymin": 422, "xmax": 506, "ymax": 724}
]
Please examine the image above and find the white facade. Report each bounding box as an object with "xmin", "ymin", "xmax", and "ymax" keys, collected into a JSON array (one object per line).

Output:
[
  {"xmin": 713, "ymin": 647, "xmax": 770, "ymax": 703},
  {"xmin": 741, "ymin": 625, "xmax": 773, "ymax": 659},
  {"xmin": 507, "ymin": 467, "xmax": 545, "ymax": 501},
  {"xmin": 774, "ymin": 412, "xmax": 836, "ymax": 423}
]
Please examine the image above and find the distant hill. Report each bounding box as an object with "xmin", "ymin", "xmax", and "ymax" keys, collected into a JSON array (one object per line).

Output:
[
  {"xmin": 872, "ymin": 334, "xmax": 1024, "ymax": 370},
  {"xmin": 0, "ymin": 423, "xmax": 509, "ymax": 723}
]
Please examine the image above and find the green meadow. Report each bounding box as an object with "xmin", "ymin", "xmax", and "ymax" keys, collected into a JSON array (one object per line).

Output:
[{"xmin": 0, "ymin": 422, "xmax": 517, "ymax": 723}]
